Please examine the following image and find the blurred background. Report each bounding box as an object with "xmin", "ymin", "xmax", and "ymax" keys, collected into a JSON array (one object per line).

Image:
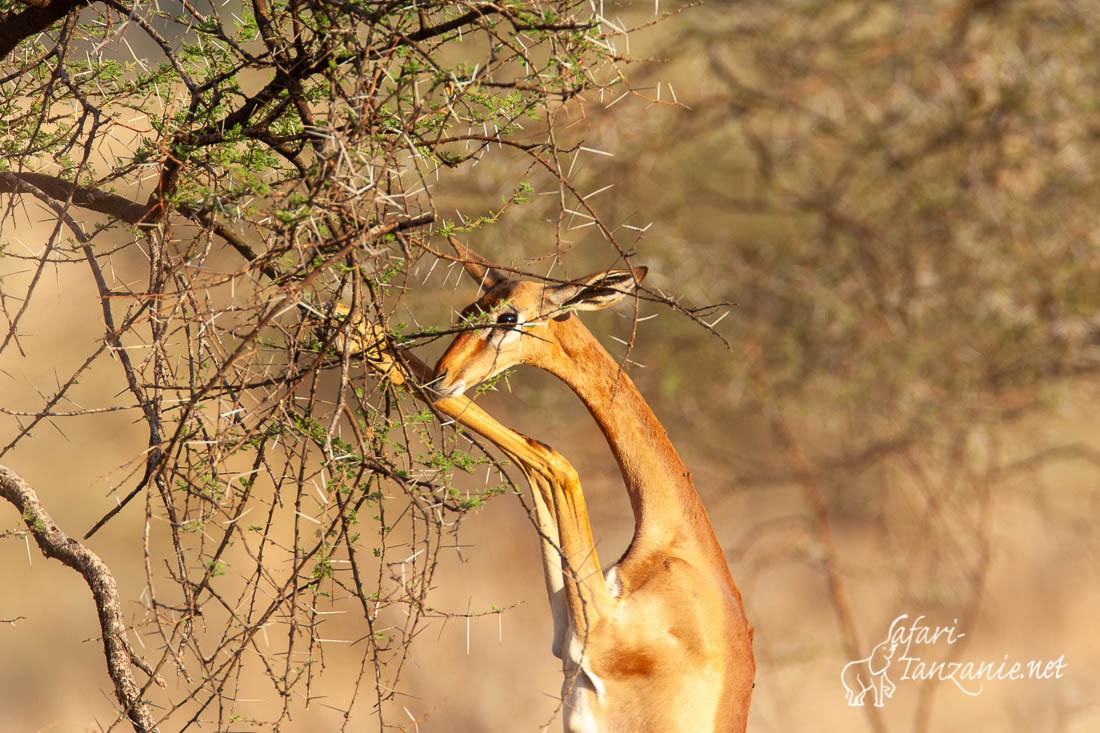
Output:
[{"xmin": 3, "ymin": 1, "xmax": 1100, "ymax": 731}]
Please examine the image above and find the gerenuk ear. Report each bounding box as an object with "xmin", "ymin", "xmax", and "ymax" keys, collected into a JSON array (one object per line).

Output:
[
  {"xmin": 546, "ymin": 266, "xmax": 648, "ymax": 312},
  {"xmin": 448, "ymin": 236, "xmax": 507, "ymax": 289}
]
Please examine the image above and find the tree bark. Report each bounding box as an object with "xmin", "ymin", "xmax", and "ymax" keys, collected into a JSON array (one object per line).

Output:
[{"xmin": 0, "ymin": 464, "xmax": 159, "ymax": 733}]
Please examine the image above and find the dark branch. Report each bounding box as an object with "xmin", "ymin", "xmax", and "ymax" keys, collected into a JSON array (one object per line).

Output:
[
  {"xmin": 0, "ymin": 171, "xmax": 155, "ymax": 225},
  {"xmin": 0, "ymin": 0, "xmax": 88, "ymax": 59}
]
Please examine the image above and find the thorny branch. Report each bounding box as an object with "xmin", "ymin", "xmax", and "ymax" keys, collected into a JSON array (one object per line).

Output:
[
  {"xmin": 0, "ymin": 464, "xmax": 160, "ymax": 733},
  {"xmin": 0, "ymin": 1, "xmax": 670, "ymax": 729}
]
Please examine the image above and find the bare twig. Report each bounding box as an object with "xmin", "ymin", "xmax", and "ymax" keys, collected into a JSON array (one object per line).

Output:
[{"xmin": 0, "ymin": 464, "xmax": 160, "ymax": 733}]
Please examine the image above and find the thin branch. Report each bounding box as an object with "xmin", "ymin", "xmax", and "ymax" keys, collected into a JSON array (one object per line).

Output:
[{"xmin": 0, "ymin": 464, "xmax": 160, "ymax": 733}]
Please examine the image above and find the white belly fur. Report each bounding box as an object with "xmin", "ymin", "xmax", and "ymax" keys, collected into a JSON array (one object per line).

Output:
[
  {"xmin": 563, "ymin": 629, "xmax": 605, "ymax": 733},
  {"xmin": 562, "ymin": 564, "xmax": 625, "ymax": 732},
  {"xmin": 563, "ymin": 677, "xmax": 600, "ymax": 733},
  {"xmin": 604, "ymin": 564, "xmax": 623, "ymax": 598}
]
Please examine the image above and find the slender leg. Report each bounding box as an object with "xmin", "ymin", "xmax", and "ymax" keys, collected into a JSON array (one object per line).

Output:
[
  {"xmin": 519, "ymin": 464, "xmax": 569, "ymax": 658},
  {"xmin": 339, "ymin": 317, "xmax": 607, "ymax": 653}
]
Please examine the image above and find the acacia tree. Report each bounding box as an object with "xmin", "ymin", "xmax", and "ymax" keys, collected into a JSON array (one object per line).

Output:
[{"xmin": 0, "ymin": 2, "xmax": 667, "ymax": 729}]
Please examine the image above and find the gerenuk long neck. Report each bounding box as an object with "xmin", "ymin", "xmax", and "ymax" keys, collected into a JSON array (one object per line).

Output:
[{"xmin": 534, "ymin": 316, "xmax": 710, "ymax": 548}]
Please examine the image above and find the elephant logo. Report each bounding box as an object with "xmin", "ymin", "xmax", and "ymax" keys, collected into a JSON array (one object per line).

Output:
[{"xmin": 841, "ymin": 638, "xmax": 898, "ymax": 707}]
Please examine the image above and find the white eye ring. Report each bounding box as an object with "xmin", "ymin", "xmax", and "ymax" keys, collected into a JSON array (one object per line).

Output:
[{"xmin": 489, "ymin": 312, "xmax": 525, "ymax": 347}]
